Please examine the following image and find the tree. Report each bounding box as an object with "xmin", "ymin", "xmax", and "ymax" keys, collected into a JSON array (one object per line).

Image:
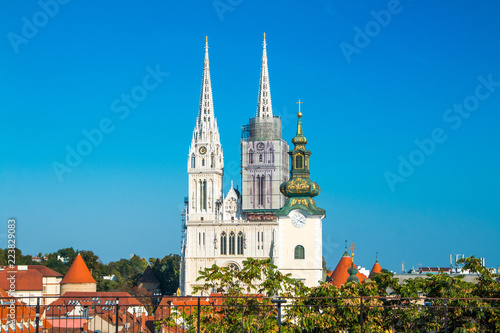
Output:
[
  {"xmin": 160, "ymin": 258, "xmax": 299, "ymax": 332},
  {"xmin": 150, "ymin": 254, "xmax": 181, "ymax": 295}
]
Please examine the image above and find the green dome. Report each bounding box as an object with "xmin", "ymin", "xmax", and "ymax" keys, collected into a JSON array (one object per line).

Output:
[
  {"xmin": 280, "ymin": 177, "xmax": 320, "ymax": 198},
  {"xmin": 276, "ymin": 107, "xmax": 325, "ymax": 217}
]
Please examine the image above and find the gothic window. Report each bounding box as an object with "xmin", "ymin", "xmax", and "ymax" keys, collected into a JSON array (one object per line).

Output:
[
  {"xmin": 259, "ymin": 176, "xmax": 265, "ymax": 206},
  {"xmin": 237, "ymin": 232, "xmax": 244, "ymax": 255},
  {"xmin": 229, "ymin": 232, "xmax": 235, "ymax": 255},
  {"xmin": 258, "ymin": 231, "xmax": 264, "ymax": 250},
  {"xmin": 211, "ymin": 154, "xmax": 214, "ymax": 168},
  {"xmin": 294, "ymin": 245, "xmax": 305, "ymax": 260},
  {"xmin": 259, "ymin": 154, "xmax": 263, "ymax": 162},
  {"xmin": 201, "ymin": 181, "xmax": 207, "ymax": 210},
  {"xmin": 202, "ymin": 158, "xmax": 205, "ymax": 167},
  {"xmin": 295, "ymin": 155, "xmax": 303, "ymax": 169},
  {"xmin": 220, "ymin": 232, "xmax": 227, "ymax": 255},
  {"xmin": 191, "ymin": 154, "xmax": 196, "ymax": 168},
  {"xmin": 203, "ymin": 232, "xmax": 205, "ymax": 246},
  {"xmin": 249, "ymin": 150, "xmax": 254, "ymax": 164}
]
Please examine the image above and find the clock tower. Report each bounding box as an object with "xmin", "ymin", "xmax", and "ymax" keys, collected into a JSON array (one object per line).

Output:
[
  {"xmin": 187, "ymin": 37, "xmax": 224, "ymax": 222},
  {"xmin": 276, "ymin": 102, "xmax": 325, "ymax": 288},
  {"xmin": 180, "ymin": 38, "xmax": 224, "ymax": 295}
]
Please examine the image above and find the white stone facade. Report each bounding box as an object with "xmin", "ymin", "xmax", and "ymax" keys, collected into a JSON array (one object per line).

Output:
[{"xmin": 180, "ymin": 36, "xmax": 324, "ymax": 296}]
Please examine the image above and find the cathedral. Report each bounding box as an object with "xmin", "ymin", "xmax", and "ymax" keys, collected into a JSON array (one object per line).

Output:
[{"xmin": 179, "ymin": 35, "xmax": 326, "ymax": 296}]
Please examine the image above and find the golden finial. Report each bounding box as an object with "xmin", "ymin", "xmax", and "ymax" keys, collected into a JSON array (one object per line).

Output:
[
  {"xmin": 296, "ymin": 99, "xmax": 303, "ymax": 118},
  {"xmin": 349, "ymin": 242, "xmax": 356, "ymax": 258}
]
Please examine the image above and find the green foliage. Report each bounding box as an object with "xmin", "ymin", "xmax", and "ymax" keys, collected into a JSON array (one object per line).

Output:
[
  {"xmin": 161, "ymin": 256, "xmax": 500, "ymax": 333},
  {"xmin": 150, "ymin": 254, "xmax": 181, "ymax": 295},
  {"xmin": 6, "ymin": 248, "xmax": 180, "ymax": 297}
]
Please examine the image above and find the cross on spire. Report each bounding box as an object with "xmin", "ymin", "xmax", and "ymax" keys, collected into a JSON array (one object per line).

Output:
[
  {"xmin": 296, "ymin": 99, "xmax": 303, "ymax": 117},
  {"xmin": 349, "ymin": 242, "xmax": 356, "ymax": 257}
]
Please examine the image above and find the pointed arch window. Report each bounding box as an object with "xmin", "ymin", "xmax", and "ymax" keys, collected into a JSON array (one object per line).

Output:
[
  {"xmin": 211, "ymin": 154, "xmax": 214, "ymax": 168},
  {"xmin": 294, "ymin": 245, "xmax": 305, "ymax": 260},
  {"xmin": 259, "ymin": 176, "xmax": 265, "ymax": 206},
  {"xmin": 229, "ymin": 232, "xmax": 235, "ymax": 255},
  {"xmin": 200, "ymin": 180, "xmax": 207, "ymax": 210},
  {"xmin": 202, "ymin": 158, "xmax": 205, "ymax": 167},
  {"xmin": 249, "ymin": 150, "xmax": 254, "ymax": 164},
  {"xmin": 191, "ymin": 154, "xmax": 196, "ymax": 168},
  {"xmin": 237, "ymin": 232, "xmax": 244, "ymax": 255},
  {"xmin": 220, "ymin": 232, "xmax": 227, "ymax": 255},
  {"xmin": 295, "ymin": 155, "xmax": 303, "ymax": 169},
  {"xmin": 259, "ymin": 154, "xmax": 263, "ymax": 163}
]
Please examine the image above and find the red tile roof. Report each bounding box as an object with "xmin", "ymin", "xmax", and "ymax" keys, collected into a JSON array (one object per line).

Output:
[
  {"xmin": 0, "ymin": 269, "xmax": 43, "ymax": 291},
  {"xmin": 0, "ymin": 287, "xmax": 52, "ymax": 331},
  {"xmin": 46, "ymin": 291, "xmax": 144, "ymax": 317},
  {"xmin": 61, "ymin": 255, "xmax": 96, "ymax": 284},
  {"xmin": 28, "ymin": 265, "xmax": 64, "ymax": 277}
]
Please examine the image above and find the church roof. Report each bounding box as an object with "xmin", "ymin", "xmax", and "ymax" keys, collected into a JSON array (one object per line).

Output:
[
  {"xmin": 328, "ymin": 251, "xmax": 366, "ymax": 287},
  {"xmin": 138, "ymin": 266, "xmax": 159, "ymax": 284},
  {"xmin": 61, "ymin": 254, "xmax": 96, "ymax": 284},
  {"xmin": 369, "ymin": 260, "xmax": 382, "ymax": 278}
]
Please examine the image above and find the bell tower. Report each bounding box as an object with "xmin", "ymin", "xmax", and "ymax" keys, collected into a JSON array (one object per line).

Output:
[
  {"xmin": 181, "ymin": 37, "xmax": 225, "ymax": 296},
  {"xmin": 241, "ymin": 34, "xmax": 289, "ymax": 213},
  {"xmin": 188, "ymin": 37, "xmax": 224, "ymax": 222},
  {"xmin": 276, "ymin": 102, "xmax": 325, "ymax": 288}
]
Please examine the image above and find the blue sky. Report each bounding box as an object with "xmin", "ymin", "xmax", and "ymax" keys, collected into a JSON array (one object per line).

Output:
[{"xmin": 1, "ymin": 1, "xmax": 500, "ymax": 272}]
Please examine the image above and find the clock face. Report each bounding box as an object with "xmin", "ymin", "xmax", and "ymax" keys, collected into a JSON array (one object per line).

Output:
[
  {"xmin": 257, "ymin": 142, "xmax": 265, "ymax": 151},
  {"xmin": 292, "ymin": 213, "xmax": 306, "ymax": 228},
  {"xmin": 199, "ymin": 146, "xmax": 207, "ymax": 155}
]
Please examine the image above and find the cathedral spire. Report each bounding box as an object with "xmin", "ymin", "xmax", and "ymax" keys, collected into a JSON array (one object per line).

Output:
[
  {"xmin": 198, "ymin": 36, "xmax": 215, "ymax": 124},
  {"xmin": 256, "ymin": 33, "xmax": 273, "ymax": 118}
]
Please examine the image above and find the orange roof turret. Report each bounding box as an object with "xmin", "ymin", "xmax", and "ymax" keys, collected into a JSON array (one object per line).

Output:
[
  {"xmin": 61, "ymin": 254, "xmax": 96, "ymax": 284},
  {"xmin": 328, "ymin": 246, "xmax": 368, "ymax": 287},
  {"xmin": 328, "ymin": 250, "xmax": 352, "ymax": 287},
  {"xmin": 369, "ymin": 260, "xmax": 382, "ymax": 278}
]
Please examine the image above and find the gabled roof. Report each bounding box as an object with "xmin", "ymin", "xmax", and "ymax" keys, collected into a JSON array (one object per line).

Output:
[
  {"xmin": 61, "ymin": 255, "xmax": 96, "ymax": 284},
  {"xmin": 28, "ymin": 265, "xmax": 63, "ymax": 277},
  {"xmin": 46, "ymin": 292, "xmax": 144, "ymax": 317},
  {"xmin": 138, "ymin": 266, "xmax": 159, "ymax": 284},
  {"xmin": 0, "ymin": 269, "xmax": 43, "ymax": 291},
  {"xmin": 328, "ymin": 251, "xmax": 366, "ymax": 287}
]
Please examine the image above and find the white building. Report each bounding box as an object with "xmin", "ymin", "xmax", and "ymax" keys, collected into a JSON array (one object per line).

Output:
[{"xmin": 180, "ymin": 36, "xmax": 325, "ymax": 295}]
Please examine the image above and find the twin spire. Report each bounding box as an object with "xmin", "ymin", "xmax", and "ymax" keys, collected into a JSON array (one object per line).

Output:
[
  {"xmin": 256, "ymin": 33, "xmax": 273, "ymax": 118},
  {"xmin": 198, "ymin": 36, "xmax": 215, "ymax": 124},
  {"xmin": 198, "ymin": 34, "xmax": 273, "ymax": 124}
]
